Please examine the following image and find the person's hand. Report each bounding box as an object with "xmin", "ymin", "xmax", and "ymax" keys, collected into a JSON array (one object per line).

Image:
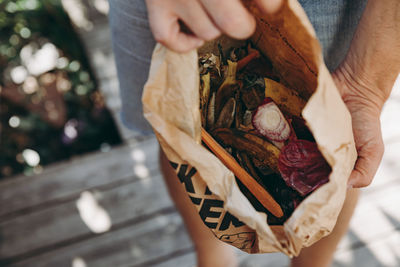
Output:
[
  {"xmin": 332, "ymin": 62, "xmax": 387, "ymax": 188},
  {"xmin": 145, "ymin": 0, "xmax": 283, "ymax": 52},
  {"xmin": 330, "ymin": 0, "xmax": 400, "ymax": 188}
]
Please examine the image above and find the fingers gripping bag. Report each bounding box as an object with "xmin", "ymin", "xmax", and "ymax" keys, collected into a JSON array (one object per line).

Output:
[{"xmin": 142, "ymin": 0, "xmax": 357, "ymax": 256}]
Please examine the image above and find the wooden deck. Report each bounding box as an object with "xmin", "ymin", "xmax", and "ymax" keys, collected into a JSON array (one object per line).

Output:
[
  {"xmin": 1, "ymin": 2, "xmax": 399, "ymax": 266},
  {"xmin": 1, "ymin": 114, "xmax": 400, "ymax": 266}
]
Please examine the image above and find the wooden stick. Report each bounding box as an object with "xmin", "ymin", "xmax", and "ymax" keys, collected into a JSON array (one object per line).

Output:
[{"xmin": 201, "ymin": 128, "xmax": 284, "ymax": 218}]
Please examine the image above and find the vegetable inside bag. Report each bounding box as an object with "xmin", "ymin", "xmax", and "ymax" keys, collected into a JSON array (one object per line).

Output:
[{"xmin": 142, "ymin": 0, "xmax": 357, "ymax": 256}]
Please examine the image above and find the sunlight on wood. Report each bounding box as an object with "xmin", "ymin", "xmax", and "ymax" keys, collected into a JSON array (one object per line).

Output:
[
  {"xmin": 131, "ymin": 149, "xmax": 146, "ymax": 163},
  {"xmin": 134, "ymin": 164, "xmax": 150, "ymax": 179},
  {"xmin": 130, "ymin": 244, "xmax": 144, "ymax": 259},
  {"xmin": 76, "ymin": 191, "xmax": 112, "ymax": 234},
  {"xmin": 72, "ymin": 257, "xmax": 87, "ymax": 267}
]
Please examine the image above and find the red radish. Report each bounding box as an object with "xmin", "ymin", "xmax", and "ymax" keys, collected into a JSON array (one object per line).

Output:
[{"xmin": 252, "ymin": 98, "xmax": 291, "ymax": 141}]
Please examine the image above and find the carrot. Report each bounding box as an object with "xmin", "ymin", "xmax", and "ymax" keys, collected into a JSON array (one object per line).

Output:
[
  {"xmin": 237, "ymin": 49, "xmax": 260, "ymax": 71},
  {"xmin": 201, "ymin": 128, "xmax": 284, "ymax": 218}
]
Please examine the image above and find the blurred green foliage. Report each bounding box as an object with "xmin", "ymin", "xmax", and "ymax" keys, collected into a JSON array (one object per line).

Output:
[{"xmin": 0, "ymin": 0, "xmax": 122, "ymax": 178}]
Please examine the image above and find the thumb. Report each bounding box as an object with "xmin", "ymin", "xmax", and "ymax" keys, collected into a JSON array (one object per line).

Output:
[{"xmin": 348, "ymin": 136, "xmax": 384, "ymax": 188}]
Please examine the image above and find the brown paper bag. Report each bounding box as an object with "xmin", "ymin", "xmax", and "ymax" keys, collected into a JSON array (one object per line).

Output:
[{"xmin": 142, "ymin": 0, "xmax": 357, "ymax": 257}]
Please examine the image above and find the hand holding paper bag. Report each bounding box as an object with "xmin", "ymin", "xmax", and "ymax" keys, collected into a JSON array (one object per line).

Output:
[{"xmin": 143, "ymin": 0, "xmax": 357, "ymax": 256}]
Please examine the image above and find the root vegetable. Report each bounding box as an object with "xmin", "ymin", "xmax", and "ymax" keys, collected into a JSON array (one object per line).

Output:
[
  {"xmin": 278, "ymin": 140, "xmax": 331, "ymax": 196},
  {"xmin": 241, "ymin": 87, "xmax": 264, "ymax": 110},
  {"xmin": 252, "ymin": 98, "xmax": 291, "ymax": 142}
]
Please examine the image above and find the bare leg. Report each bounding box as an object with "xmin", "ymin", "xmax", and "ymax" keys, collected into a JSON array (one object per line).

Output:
[
  {"xmin": 159, "ymin": 148, "xmax": 239, "ymax": 267},
  {"xmin": 291, "ymin": 188, "xmax": 360, "ymax": 267}
]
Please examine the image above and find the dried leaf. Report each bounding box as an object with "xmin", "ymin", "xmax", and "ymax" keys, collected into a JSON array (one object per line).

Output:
[
  {"xmin": 237, "ymin": 151, "xmax": 265, "ymax": 186},
  {"xmin": 234, "ymin": 93, "xmax": 243, "ymax": 128},
  {"xmin": 278, "ymin": 140, "xmax": 331, "ymax": 196},
  {"xmin": 264, "ymin": 78, "xmax": 306, "ymax": 117},
  {"xmin": 215, "ymin": 97, "xmax": 236, "ymax": 129},
  {"xmin": 252, "ymin": 157, "xmax": 274, "ymax": 176},
  {"xmin": 241, "ymin": 87, "xmax": 263, "ymax": 110},
  {"xmin": 207, "ymin": 92, "xmax": 216, "ymax": 130},
  {"xmin": 212, "ymin": 128, "xmax": 280, "ymax": 173},
  {"xmin": 215, "ymin": 60, "xmax": 239, "ymax": 116},
  {"xmin": 243, "ymin": 109, "xmax": 253, "ymax": 126},
  {"xmin": 200, "ymin": 73, "xmax": 211, "ymax": 127}
]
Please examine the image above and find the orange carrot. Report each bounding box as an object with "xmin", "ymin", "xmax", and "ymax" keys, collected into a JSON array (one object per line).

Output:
[
  {"xmin": 201, "ymin": 128, "xmax": 283, "ymax": 218},
  {"xmin": 237, "ymin": 49, "xmax": 260, "ymax": 71}
]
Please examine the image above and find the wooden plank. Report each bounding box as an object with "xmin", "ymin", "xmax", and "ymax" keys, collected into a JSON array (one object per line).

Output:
[
  {"xmin": 153, "ymin": 251, "xmax": 196, "ymax": 267},
  {"xmin": 2, "ymin": 141, "xmax": 397, "ymax": 262},
  {"xmin": 363, "ymin": 142, "xmax": 400, "ymax": 194},
  {"xmin": 333, "ymin": 230, "xmax": 400, "ymax": 267},
  {"xmin": 152, "ymin": 246, "xmax": 290, "ymax": 267},
  {"xmin": 237, "ymin": 251, "xmax": 289, "ymax": 267},
  {"xmin": 0, "ymin": 137, "xmax": 159, "ymax": 219},
  {"xmin": 0, "ymin": 171, "xmax": 173, "ymax": 260},
  {"xmin": 3, "ymin": 173, "xmax": 398, "ymax": 266},
  {"xmin": 1, "ymin": 79, "xmax": 398, "ymax": 266},
  {"xmin": 110, "ymin": 110, "xmax": 146, "ymax": 141},
  {"xmin": 77, "ymin": 19, "xmax": 117, "ymax": 81},
  {"xmin": 9, "ymin": 212, "xmax": 193, "ymax": 267},
  {"xmin": 365, "ymin": 82, "xmax": 400, "ymax": 191},
  {"xmin": 98, "ymin": 77, "xmax": 121, "ymax": 112},
  {"xmin": 337, "ymin": 182, "xmax": 400, "ymax": 251},
  {"xmin": 152, "ymin": 171, "xmax": 400, "ymax": 267}
]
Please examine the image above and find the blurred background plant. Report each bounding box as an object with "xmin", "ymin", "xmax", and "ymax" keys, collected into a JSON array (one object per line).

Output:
[{"xmin": 0, "ymin": 0, "xmax": 121, "ymax": 179}]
